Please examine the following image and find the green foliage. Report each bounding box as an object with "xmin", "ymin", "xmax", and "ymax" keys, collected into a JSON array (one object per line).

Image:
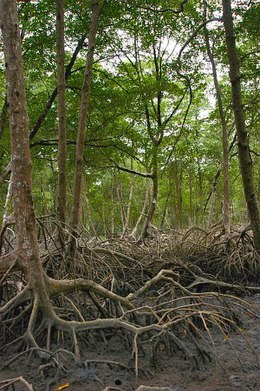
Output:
[{"xmin": 0, "ymin": 0, "xmax": 259, "ymax": 232}]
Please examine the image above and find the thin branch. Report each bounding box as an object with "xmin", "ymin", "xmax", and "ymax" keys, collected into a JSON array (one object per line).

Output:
[
  {"xmin": 109, "ymin": 159, "xmax": 152, "ymax": 178},
  {"xmin": 177, "ymin": 18, "xmax": 222, "ymax": 64},
  {"xmin": 29, "ymin": 34, "xmax": 87, "ymax": 140},
  {"xmin": 134, "ymin": 0, "xmax": 189, "ymax": 15}
]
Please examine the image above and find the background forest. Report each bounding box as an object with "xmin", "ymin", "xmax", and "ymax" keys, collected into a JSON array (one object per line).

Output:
[
  {"xmin": 0, "ymin": 0, "xmax": 259, "ymax": 237},
  {"xmin": 0, "ymin": 1, "xmax": 260, "ymax": 390}
]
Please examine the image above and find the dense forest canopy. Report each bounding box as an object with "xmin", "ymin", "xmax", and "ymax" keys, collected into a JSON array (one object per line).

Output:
[{"xmin": 0, "ymin": 0, "xmax": 259, "ymax": 238}]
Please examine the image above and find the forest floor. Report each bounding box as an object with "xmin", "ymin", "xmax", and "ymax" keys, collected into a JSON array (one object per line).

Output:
[
  {"xmin": 0, "ymin": 227, "xmax": 260, "ymax": 391},
  {"xmin": 0, "ymin": 293, "xmax": 259, "ymax": 391}
]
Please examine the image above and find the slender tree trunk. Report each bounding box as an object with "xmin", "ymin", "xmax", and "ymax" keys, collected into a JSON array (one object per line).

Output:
[
  {"xmin": 188, "ymin": 171, "xmax": 193, "ymax": 226},
  {"xmin": 176, "ymin": 164, "xmax": 183, "ymax": 229},
  {"xmin": 204, "ymin": 169, "xmax": 221, "ymax": 227},
  {"xmin": 121, "ymin": 176, "xmax": 134, "ymax": 237},
  {"xmin": 196, "ymin": 158, "xmax": 204, "ymax": 226},
  {"xmin": 160, "ymin": 190, "xmax": 170, "ymax": 230},
  {"xmin": 170, "ymin": 161, "xmax": 183, "ymax": 229},
  {"xmin": 140, "ymin": 147, "xmax": 158, "ymax": 239},
  {"xmin": 86, "ymin": 193, "xmax": 98, "ymax": 237},
  {"xmin": 222, "ymin": 0, "xmax": 260, "ymax": 252},
  {"xmin": 130, "ymin": 179, "xmax": 150, "ymax": 239},
  {"xmin": 71, "ymin": 0, "xmax": 103, "ymax": 234},
  {"xmin": 204, "ymin": 0, "xmax": 230, "ymax": 236},
  {"xmin": 56, "ymin": 0, "xmax": 67, "ymax": 226},
  {"xmin": 101, "ymin": 203, "xmax": 108, "ymax": 237},
  {"xmin": 110, "ymin": 173, "xmax": 115, "ymax": 236},
  {"xmin": 208, "ymin": 184, "xmax": 216, "ymax": 229},
  {"xmin": 0, "ymin": 0, "xmax": 53, "ymax": 318},
  {"xmin": 117, "ymin": 182, "xmax": 126, "ymax": 231},
  {"xmin": 168, "ymin": 166, "xmax": 174, "ymax": 228}
]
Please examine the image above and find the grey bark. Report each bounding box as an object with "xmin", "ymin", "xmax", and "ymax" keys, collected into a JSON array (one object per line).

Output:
[
  {"xmin": 56, "ymin": 0, "xmax": 67, "ymax": 226},
  {"xmin": 204, "ymin": 0, "xmax": 230, "ymax": 235},
  {"xmin": 222, "ymin": 0, "xmax": 260, "ymax": 252},
  {"xmin": 0, "ymin": 0, "xmax": 53, "ymax": 317},
  {"xmin": 71, "ymin": 0, "xmax": 103, "ymax": 232}
]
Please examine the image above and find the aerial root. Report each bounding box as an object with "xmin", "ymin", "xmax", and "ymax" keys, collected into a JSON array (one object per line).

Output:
[
  {"xmin": 0, "ymin": 226, "xmax": 259, "ymax": 376},
  {"xmin": 0, "ymin": 264, "xmax": 257, "ymax": 375},
  {"xmin": 0, "ymin": 376, "xmax": 34, "ymax": 391}
]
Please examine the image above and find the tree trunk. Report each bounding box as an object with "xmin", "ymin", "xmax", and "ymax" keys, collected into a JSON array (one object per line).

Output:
[
  {"xmin": 56, "ymin": 0, "xmax": 67, "ymax": 226},
  {"xmin": 160, "ymin": 190, "xmax": 170, "ymax": 230},
  {"xmin": 110, "ymin": 174, "xmax": 115, "ymax": 236},
  {"xmin": 206, "ymin": 168, "xmax": 221, "ymax": 228},
  {"xmin": 176, "ymin": 163, "xmax": 183, "ymax": 229},
  {"xmin": 140, "ymin": 147, "xmax": 158, "ymax": 239},
  {"xmin": 117, "ymin": 182, "xmax": 126, "ymax": 232},
  {"xmin": 86, "ymin": 192, "xmax": 98, "ymax": 237},
  {"xmin": 188, "ymin": 171, "xmax": 193, "ymax": 226},
  {"xmin": 204, "ymin": 0, "xmax": 230, "ymax": 236},
  {"xmin": 208, "ymin": 182, "xmax": 216, "ymax": 229},
  {"xmin": 0, "ymin": 0, "xmax": 54, "ymax": 319},
  {"xmin": 71, "ymin": 0, "xmax": 103, "ymax": 232},
  {"xmin": 222, "ymin": 0, "xmax": 260, "ymax": 252},
  {"xmin": 130, "ymin": 179, "xmax": 150, "ymax": 239},
  {"xmin": 121, "ymin": 176, "xmax": 134, "ymax": 237}
]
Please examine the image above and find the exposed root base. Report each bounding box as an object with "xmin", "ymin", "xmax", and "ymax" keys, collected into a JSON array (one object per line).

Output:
[{"xmin": 1, "ymin": 225, "xmax": 259, "ymax": 377}]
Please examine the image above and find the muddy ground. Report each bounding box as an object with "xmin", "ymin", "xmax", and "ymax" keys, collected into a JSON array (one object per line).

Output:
[{"xmin": 0, "ymin": 294, "xmax": 259, "ymax": 391}]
